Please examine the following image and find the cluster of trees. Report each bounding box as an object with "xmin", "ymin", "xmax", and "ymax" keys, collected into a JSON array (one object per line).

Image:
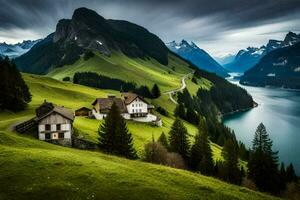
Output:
[
  {"xmin": 97, "ymin": 102, "xmax": 137, "ymax": 159},
  {"xmin": 73, "ymin": 72, "xmax": 161, "ymax": 99},
  {"xmin": 144, "ymin": 117, "xmax": 245, "ymax": 184},
  {"xmin": 192, "ymin": 67, "xmax": 254, "ymax": 114},
  {"xmin": 174, "ymin": 88, "xmax": 238, "ymax": 146},
  {"xmin": 144, "ymin": 117, "xmax": 299, "ymax": 195},
  {"xmin": 0, "ymin": 57, "xmax": 31, "ymax": 111}
]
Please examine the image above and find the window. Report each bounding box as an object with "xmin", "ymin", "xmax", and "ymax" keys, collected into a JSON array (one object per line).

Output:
[
  {"xmin": 56, "ymin": 124, "xmax": 61, "ymax": 131},
  {"xmin": 132, "ymin": 109, "xmax": 134, "ymax": 113},
  {"xmin": 140, "ymin": 109, "xmax": 142, "ymax": 112},
  {"xmin": 59, "ymin": 132, "xmax": 64, "ymax": 139},
  {"xmin": 132, "ymin": 104, "xmax": 134, "ymax": 107},
  {"xmin": 45, "ymin": 133, "xmax": 51, "ymax": 140},
  {"xmin": 45, "ymin": 124, "xmax": 51, "ymax": 131}
]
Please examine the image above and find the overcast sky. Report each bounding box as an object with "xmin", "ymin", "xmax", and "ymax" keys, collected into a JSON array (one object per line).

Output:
[{"xmin": 0, "ymin": 0, "xmax": 300, "ymax": 57}]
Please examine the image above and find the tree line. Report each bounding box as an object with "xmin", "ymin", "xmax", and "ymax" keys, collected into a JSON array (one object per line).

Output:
[
  {"xmin": 0, "ymin": 57, "xmax": 31, "ymax": 111},
  {"xmin": 73, "ymin": 72, "xmax": 161, "ymax": 99}
]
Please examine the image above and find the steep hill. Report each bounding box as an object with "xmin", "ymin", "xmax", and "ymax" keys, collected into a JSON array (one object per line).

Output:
[
  {"xmin": 0, "ymin": 74, "xmax": 277, "ymax": 200},
  {"xmin": 224, "ymin": 32, "xmax": 300, "ymax": 72},
  {"xmin": 240, "ymin": 41, "xmax": 300, "ymax": 89},
  {"xmin": 166, "ymin": 40, "xmax": 229, "ymax": 77}
]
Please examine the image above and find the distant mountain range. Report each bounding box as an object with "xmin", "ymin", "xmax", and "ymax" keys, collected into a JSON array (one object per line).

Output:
[
  {"xmin": 166, "ymin": 40, "xmax": 229, "ymax": 77},
  {"xmin": 0, "ymin": 40, "xmax": 41, "ymax": 58},
  {"xmin": 240, "ymin": 41, "xmax": 300, "ymax": 89},
  {"xmin": 224, "ymin": 32, "xmax": 300, "ymax": 72}
]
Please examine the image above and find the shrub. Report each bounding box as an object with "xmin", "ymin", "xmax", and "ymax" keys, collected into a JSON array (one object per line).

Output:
[
  {"xmin": 63, "ymin": 76, "xmax": 70, "ymax": 81},
  {"xmin": 83, "ymin": 51, "xmax": 95, "ymax": 61},
  {"xmin": 282, "ymin": 182, "xmax": 300, "ymax": 200},
  {"xmin": 143, "ymin": 141, "xmax": 168, "ymax": 165},
  {"xmin": 241, "ymin": 178, "xmax": 257, "ymax": 191},
  {"xmin": 155, "ymin": 106, "xmax": 168, "ymax": 116},
  {"xmin": 165, "ymin": 152, "xmax": 186, "ymax": 169}
]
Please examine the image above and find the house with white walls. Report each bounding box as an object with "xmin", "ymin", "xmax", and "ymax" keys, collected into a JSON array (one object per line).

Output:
[
  {"xmin": 35, "ymin": 101, "xmax": 74, "ymax": 146},
  {"xmin": 92, "ymin": 93, "xmax": 161, "ymax": 126}
]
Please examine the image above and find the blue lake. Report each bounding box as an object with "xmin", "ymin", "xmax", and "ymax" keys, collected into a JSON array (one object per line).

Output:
[{"xmin": 223, "ymin": 80, "xmax": 300, "ymax": 174}]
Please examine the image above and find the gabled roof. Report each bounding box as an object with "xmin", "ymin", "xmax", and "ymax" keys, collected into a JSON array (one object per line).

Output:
[
  {"xmin": 93, "ymin": 97, "xmax": 127, "ymax": 113},
  {"xmin": 36, "ymin": 106, "xmax": 75, "ymax": 122},
  {"xmin": 121, "ymin": 92, "xmax": 149, "ymax": 105}
]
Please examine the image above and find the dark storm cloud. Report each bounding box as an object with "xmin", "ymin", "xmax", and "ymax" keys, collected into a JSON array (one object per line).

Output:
[
  {"xmin": 1, "ymin": 0, "xmax": 299, "ymax": 30},
  {"xmin": 0, "ymin": 0, "xmax": 300, "ymax": 55}
]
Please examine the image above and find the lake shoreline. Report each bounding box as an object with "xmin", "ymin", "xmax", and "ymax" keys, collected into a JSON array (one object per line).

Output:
[{"xmin": 220, "ymin": 101, "xmax": 258, "ymax": 120}]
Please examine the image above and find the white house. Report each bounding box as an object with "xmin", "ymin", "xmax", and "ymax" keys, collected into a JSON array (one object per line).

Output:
[
  {"xmin": 92, "ymin": 93, "xmax": 162, "ymax": 126},
  {"xmin": 35, "ymin": 101, "xmax": 74, "ymax": 146}
]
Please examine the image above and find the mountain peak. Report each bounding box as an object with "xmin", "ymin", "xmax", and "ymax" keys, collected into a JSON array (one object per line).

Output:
[{"xmin": 166, "ymin": 39, "xmax": 229, "ymax": 77}]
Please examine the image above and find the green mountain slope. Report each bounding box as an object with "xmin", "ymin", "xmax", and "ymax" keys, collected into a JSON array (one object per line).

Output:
[
  {"xmin": 47, "ymin": 51, "xmax": 193, "ymax": 91},
  {"xmin": 0, "ymin": 75, "xmax": 277, "ymax": 200}
]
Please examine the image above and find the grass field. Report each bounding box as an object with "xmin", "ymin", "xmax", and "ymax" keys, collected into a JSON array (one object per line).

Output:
[
  {"xmin": 48, "ymin": 51, "xmax": 193, "ymax": 92},
  {"xmin": 0, "ymin": 74, "xmax": 278, "ymax": 199}
]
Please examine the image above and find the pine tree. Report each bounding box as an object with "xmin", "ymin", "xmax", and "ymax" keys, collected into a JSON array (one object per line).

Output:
[
  {"xmin": 248, "ymin": 123, "xmax": 280, "ymax": 193},
  {"xmin": 169, "ymin": 118, "xmax": 190, "ymax": 161},
  {"xmin": 98, "ymin": 102, "xmax": 137, "ymax": 159},
  {"xmin": 190, "ymin": 117, "xmax": 214, "ymax": 175},
  {"xmin": 185, "ymin": 107, "xmax": 198, "ymax": 125},
  {"xmin": 279, "ymin": 162, "xmax": 287, "ymax": 190},
  {"xmin": 0, "ymin": 58, "xmax": 31, "ymax": 111},
  {"xmin": 286, "ymin": 163, "xmax": 297, "ymax": 183},
  {"xmin": 222, "ymin": 137, "xmax": 242, "ymax": 184},
  {"xmin": 151, "ymin": 84, "xmax": 161, "ymax": 98},
  {"xmin": 158, "ymin": 132, "xmax": 169, "ymax": 149},
  {"xmin": 174, "ymin": 103, "xmax": 185, "ymax": 119}
]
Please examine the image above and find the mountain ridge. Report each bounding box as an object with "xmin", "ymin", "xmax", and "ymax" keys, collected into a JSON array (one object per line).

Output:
[
  {"xmin": 224, "ymin": 32, "xmax": 300, "ymax": 72},
  {"xmin": 240, "ymin": 41, "xmax": 300, "ymax": 89},
  {"xmin": 0, "ymin": 39, "xmax": 41, "ymax": 58},
  {"xmin": 166, "ymin": 40, "xmax": 229, "ymax": 77},
  {"xmin": 15, "ymin": 7, "xmax": 169, "ymax": 74}
]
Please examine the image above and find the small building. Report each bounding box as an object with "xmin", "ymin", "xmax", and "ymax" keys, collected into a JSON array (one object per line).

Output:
[
  {"xmin": 75, "ymin": 107, "xmax": 92, "ymax": 117},
  {"xmin": 92, "ymin": 93, "xmax": 162, "ymax": 126},
  {"xmin": 36, "ymin": 101, "xmax": 74, "ymax": 146}
]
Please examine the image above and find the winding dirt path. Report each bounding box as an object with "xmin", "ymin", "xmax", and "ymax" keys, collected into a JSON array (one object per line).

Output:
[{"xmin": 163, "ymin": 72, "xmax": 194, "ymax": 104}]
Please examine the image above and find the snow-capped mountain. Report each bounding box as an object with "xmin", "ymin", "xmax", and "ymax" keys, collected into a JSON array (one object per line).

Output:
[
  {"xmin": 0, "ymin": 39, "xmax": 41, "ymax": 58},
  {"xmin": 224, "ymin": 32, "xmax": 300, "ymax": 72},
  {"xmin": 240, "ymin": 41, "xmax": 300, "ymax": 89},
  {"xmin": 166, "ymin": 40, "xmax": 229, "ymax": 77}
]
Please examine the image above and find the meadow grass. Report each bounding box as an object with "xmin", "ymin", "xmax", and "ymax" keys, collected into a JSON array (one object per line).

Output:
[
  {"xmin": 0, "ymin": 73, "xmax": 276, "ymax": 200},
  {"xmin": 47, "ymin": 51, "xmax": 193, "ymax": 92}
]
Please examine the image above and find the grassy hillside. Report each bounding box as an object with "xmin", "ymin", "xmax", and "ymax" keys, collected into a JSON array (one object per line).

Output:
[
  {"xmin": 48, "ymin": 51, "xmax": 194, "ymax": 91},
  {"xmin": 0, "ymin": 130, "xmax": 278, "ymax": 200},
  {"xmin": 0, "ymin": 74, "xmax": 278, "ymax": 199}
]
